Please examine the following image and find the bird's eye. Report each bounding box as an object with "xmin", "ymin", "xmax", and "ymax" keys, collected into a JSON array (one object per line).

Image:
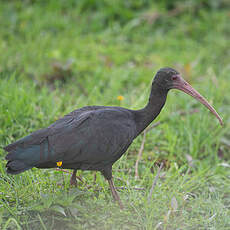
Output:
[{"xmin": 172, "ymin": 75, "xmax": 177, "ymax": 80}]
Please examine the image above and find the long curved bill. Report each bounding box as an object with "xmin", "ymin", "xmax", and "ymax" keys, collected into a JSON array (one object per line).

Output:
[{"xmin": 172, "ymin": 75, "xmax": 223, "ymax": 126}]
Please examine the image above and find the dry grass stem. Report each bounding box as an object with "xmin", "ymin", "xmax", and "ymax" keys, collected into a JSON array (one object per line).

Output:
[
  {"xmin": 148, "ymin": 162, "xmax": 164, "ymax": 201},
  {"xmin": 135, "ymin": 130, "xmax": 147, "ymax": 180},
  {"xmin": 146, "ymin": 121, "xmax": 161, "ymax": 133},
  {"xmin": 55, "ymin": 168, "xmax": 83, "ymax": 182}
]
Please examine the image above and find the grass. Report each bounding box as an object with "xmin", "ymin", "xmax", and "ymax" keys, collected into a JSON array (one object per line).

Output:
[{"xmin": 0, "ymin": 1, "xmax": 230, "ymax": 229}]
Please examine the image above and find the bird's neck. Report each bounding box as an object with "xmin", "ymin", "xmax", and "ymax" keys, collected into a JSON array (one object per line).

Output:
[{"xmin": 134, "ymin": 82, "xmax": 168, "ymax": 136}]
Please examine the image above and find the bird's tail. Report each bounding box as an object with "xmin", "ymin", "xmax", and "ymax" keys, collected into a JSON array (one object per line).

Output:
[
  {"xmin": 5, "ymin": 159, "xmax": 32, "ymax": 174},
  {"xmin": 4, "ymin": 130, "xmax": 49, "ymax": 174},
  {"xmin": 5, "ymin": 143, "xmax": 39, "ymax": 174}
]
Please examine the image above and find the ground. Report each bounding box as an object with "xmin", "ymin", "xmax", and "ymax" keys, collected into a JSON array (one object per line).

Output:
[{"xmin": 0, "ymin": 1, "xmax": 229, "ymax": 229}]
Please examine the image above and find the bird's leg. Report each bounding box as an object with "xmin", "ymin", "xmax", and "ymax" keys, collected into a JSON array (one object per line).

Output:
[
  {"xmin": 93, "ymin": 171, "xmax": 97, "ymax": 184},
  {"xmin": 108, "ymin": 179, "xmax": 124, "ymax": 209},
  {"xmin": 70, "ymin": 169, "xmax": 77, "ymax": 186}
]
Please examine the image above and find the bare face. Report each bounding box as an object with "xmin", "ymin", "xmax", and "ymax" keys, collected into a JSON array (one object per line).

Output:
[{"xmin": 154, "ymin": 67, "xmax": 223, "ymax": 125}]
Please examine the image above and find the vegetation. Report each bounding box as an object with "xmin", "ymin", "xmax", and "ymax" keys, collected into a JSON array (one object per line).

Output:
[{"xmin": 0, "ymin": 0, "xmax": 229, "ymax": 229}]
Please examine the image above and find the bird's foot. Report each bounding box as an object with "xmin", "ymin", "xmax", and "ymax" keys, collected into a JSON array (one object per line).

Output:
[{"xmin": 108, "ymin": 179, "xmax": 124, "ymax": 210}]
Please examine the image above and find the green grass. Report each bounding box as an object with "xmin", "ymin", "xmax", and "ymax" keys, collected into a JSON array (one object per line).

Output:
[{"xmin": 0, "ymin": 1, "xmax": 230, "ymax": 229}]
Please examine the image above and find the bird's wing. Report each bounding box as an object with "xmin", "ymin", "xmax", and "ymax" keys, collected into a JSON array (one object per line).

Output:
[
  {"xmin": 4, "ymin": 106, "xmax": 96, "ymax": 153},
  {"xmin": 48, "ymin": 108, "xmax": 136, "ymax": 166},
  {"xmin": 4, "ymin": 107, "xmax": 96, "ymax": 169}
]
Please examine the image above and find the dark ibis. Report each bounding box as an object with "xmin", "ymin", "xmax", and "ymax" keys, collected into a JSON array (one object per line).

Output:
[{"xmin": 4, "ymin": 67, "xmax": 223, "ymax": 209}]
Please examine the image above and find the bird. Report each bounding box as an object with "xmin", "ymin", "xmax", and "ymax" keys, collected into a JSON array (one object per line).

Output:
[{"xmin": 4, "ymin": 67, "xmax": 223, "ymax": 209}]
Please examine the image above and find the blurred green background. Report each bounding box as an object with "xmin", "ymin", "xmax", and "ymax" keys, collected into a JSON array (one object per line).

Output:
[{"xmin": 0, "ymin": 0, "xmax": 229, "ymax": 229}]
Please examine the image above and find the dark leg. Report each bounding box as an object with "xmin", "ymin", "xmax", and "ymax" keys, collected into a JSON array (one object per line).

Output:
[
  {"xmin": 101, "ymin": 166, "xmax": 124, "ymax": 209},
  {"xmin": 108, "ymin": 179, "xmax": 124, "ymax": 210},
  {"xmin": 70, "ymin": 169, "xmax": 77, "ymax": 186},
  {"xmin": 93, "ymin": 171, "xmax": 97, "ymax": 184}
]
